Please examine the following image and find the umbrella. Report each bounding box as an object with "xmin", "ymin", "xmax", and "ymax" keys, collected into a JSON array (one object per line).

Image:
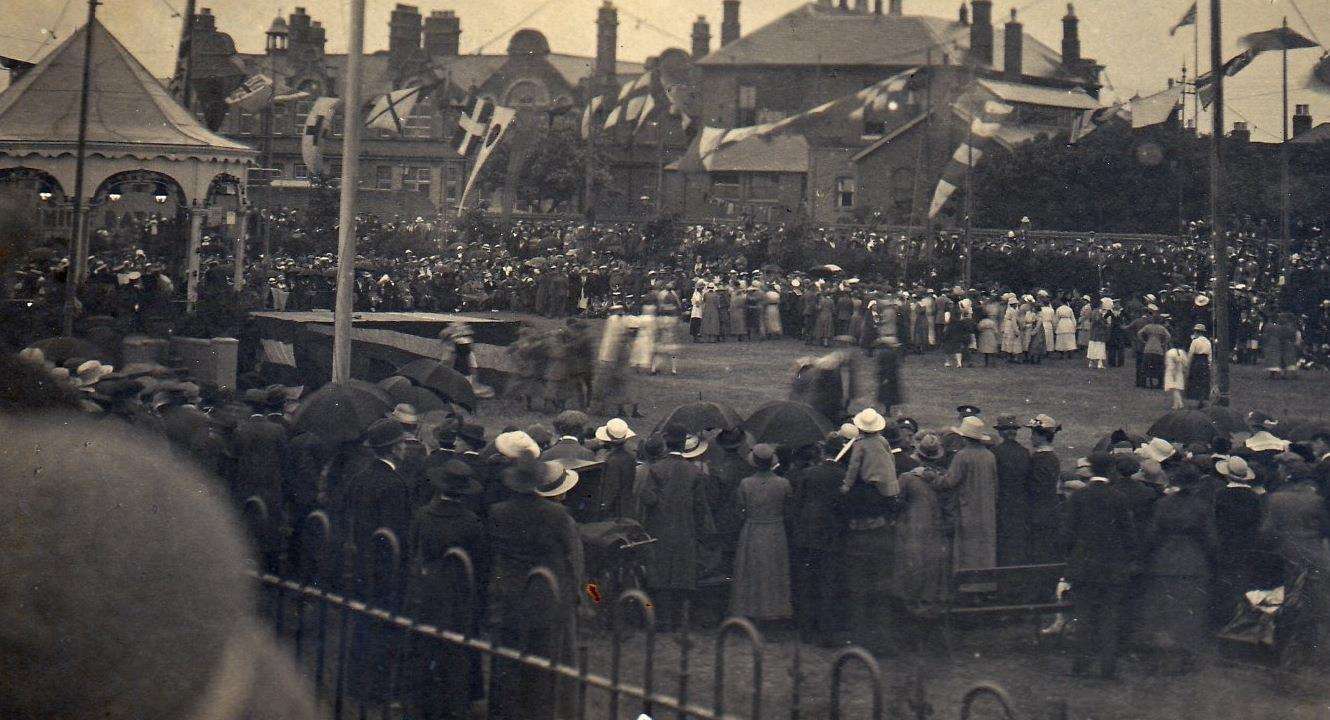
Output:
[
  {"xmin": 27, "ymin": 336, "xmax": 109, "ymax": 365},
  {"xmin": 1147, "ymin": 409, "xmax": 1221, "ymax": 446},
  {"xmin": 1203, "ymin": 405, "xmax": 1249, "ymax": 435},
  {"xmin": 292, "ymin": 381, "xmax": 393, "ymax": 444},
  {"xmin": 384, "ymin": 382, "xmax": 455, "ymax": 415},
  {"xmin": 1092, "ymin": 429, "xmax": 1148, "ymax": 454},
  {"xmin": 742, "ymin": 400, "xmax": 834, "ymax": 448},
  {"xmin": 396, "ymin": 359, "xmax": 479, "ymax": 410},
  {"xmin": 656, "ymin": 401, "xmax": 743, "ymax": 434},
  {"xmin": 809, "ymin": 264, "xmax": 843, "ymax": 278}
]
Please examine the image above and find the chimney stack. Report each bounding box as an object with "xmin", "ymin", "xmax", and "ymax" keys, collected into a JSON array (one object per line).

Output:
[
  {"xmin": 1231, "ymin": 121, "xmax": 1250, "ymax": 143},
  {"xmin": 970, "ymin": 0, "xmax": 993, "ymax": 66},
  {"xmin": 958, "ymin": 3, "xmax": 968, "ymax": 25},
  {"xmin": 1061, "ymin": 3, "xmax": 1082, "ymax": 71},
  {"xmin": 721, "ymin": 0, "xmax": 741, "ymax": 46},
  {"xmin": 1004, "ymin": 8, "xmax": 1023, "ymax": 80},
  {"xmin": 389, "ymin": 4, "xmax": 422, "ymax": 65},
  {"xmin": 424, "ymin": 10, "xmax": 461, "ymax": 58},
  {"xmin": 1293, "ymin": 103, "xmax": 1313, "ymax": 137},
  {"xmin": 692, "ymin": 16, "xmax": 712, "ymax": 58},
  {"xmin": 596, "ymin": 1, "xmax": 618, "ymax": 79},
  {"xmin": 888, "ymin": 0, "xmax": 902, "ymax": 15}
]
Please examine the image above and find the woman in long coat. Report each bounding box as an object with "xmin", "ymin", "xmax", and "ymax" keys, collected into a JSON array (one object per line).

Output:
[
  {"xmin": 1135, "ymin": 466, "xmax": 1217, "ymax": 674},
  {"xmin": 1185, "ymin": 324, "xmax": 1212, "ymax": 403},
  {"xmin": 894, "ymin": 468, "xmax": 947, "ymax": 608},
  {"xmin": 813, "ymin": 293, "xmax": 836, "ymax": 347},
  {"xmin": 730, "ymin": 445, "xmax": 793, "ymax": 621},
  {"xmin": 700, "ymin": 285, "xmax": 723, "ymax": 341},
  {"xmin": 1000, "ymin": 301, "xmax": 1023, "ymax": 359},
  {"xmin": 764, "ymin": 289, "xmax": 783, "ymax": 338},
  {"xmin": 729, "ymin": 282, "xmax": 749, "ymax": 340}
]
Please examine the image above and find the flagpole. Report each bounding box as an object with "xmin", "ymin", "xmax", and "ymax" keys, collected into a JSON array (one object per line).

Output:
[
  {"xmin": 1280, "ymin": 16, "xmax": 1291, "ymax": 266},
  {"xmin": 331, "ymin": 0, "xmax": 366, "ymax": 383},
  {"xmin": 1208, "ymin": 0, "xmax": 1230, "ymax": 405},
  {"xmin": 962, "ymin": 56, "xmax": 975, "ymax": 288},
  {"xmin": 62, "ymin": 0, "xmax": 100, "ymax": 336},
  {"xmin": 1193, "ymin": 11, "xmax": 1200, "ymax": 133}
]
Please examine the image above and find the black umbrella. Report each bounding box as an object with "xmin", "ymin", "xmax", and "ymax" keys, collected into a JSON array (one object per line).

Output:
[
  {"xmin": 1147, "ymin": 409, "xmax": 1221, "ymax": 446},
  {"xmin": 384, "ymin": 382, "xmax": 454, "ymax": 414},
  {"xmin": 656, "ymin": 401, "xmax": 743, "ymax": 434},
  {"xmin": 396, "ymin": 359, "xmax": 479, "ymax": 410},
  {"xmin": 742, "ymin": 400, "xmax": 834, "ymax": 448},
  {"xmin": 809, "ymin": 264, "xmax": 843, "ymax": 278},
  {"xmin": 27, "ymin": 336, "xmax": 109, "ymax": 365},
  {"xmin": 1203, "ymin": 405, "xmax": 1249, "ymax": 435},
  {"xmin": 293, "ymin": 381, "xmax": 393, "ymax": 444},
  {"xmin": 1092, "ymin": 429, "xmax": 1148, "ymax": 454}
]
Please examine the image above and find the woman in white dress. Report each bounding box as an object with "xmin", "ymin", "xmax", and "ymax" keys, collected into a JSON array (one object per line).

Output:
[
  {"xmin": 1163, "ymin": 340, "xmax": 1189, "ymax": 410},
  {"xmin": 629, "ymin": 306, "xmax": 656, "ymax": 372},
  {"xmin": 764, "ymin": 289, "xmax": 783, "ymax": 338},
  {"xmin": 1000, "ymin": 299, "xmax": 1023, "ymax": 360},
  {"xmin": 1053, "ymin": 304, "xmax": 1078, "ymax": 356}
]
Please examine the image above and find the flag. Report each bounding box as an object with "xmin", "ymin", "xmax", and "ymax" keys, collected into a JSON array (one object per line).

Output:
[
  {"xmin": 301, "ymin": 97, "xmax": 341, "ymax": 177},
  {"xmin": 1069, "ymin": 103, "xmax": 1128, "ymax": 143},
  {"xmin": 366, "ymin": 86, "xmax": 425, "ymax": 133},
  {"xmin": 1169, "ymin": 2, "xmax": 1197, "ymax": 36},
  {"xmin": 847, "ymin": 67, "xmax": 921, "ymax": 122},
  {"xmin": 664, "ymin": 83, "xmax": 695, "ymax": 133},
  {"xmin": 928, "ymin": 99, "xmax": 1013, "ymax": 219},
  {"xmin": 0, "ymin": 55, "xmax": 35, "ymax": 75},
  {"xmin": 453, "ymin": 94, "xmax": 495, "ymax": 157},
  {"xmin": 1195, "ymin": 49, "xmax": 1259, "ymax": 107},
  {"xmin": 458, "ymin": 104, "xmax": 516, "ymax": 211},
  {"xmin": 604, "ymin": 72, "xmax": 652, "ymax": 130},
  {"xmin": 580, "ymin": 96, "xmax": 605, "ymax": 140},
  {"xmin": 634, "ymin": 93, "xmax": 657, "ymax": 133},
  {"xmin": 1129, "ymin": 84, "xmax": 1184, "ymax": 128},
  {"xmin": 1314, "ymin": 53, "xmax": 1330, "ymax": 90},
  {"xmin": 1240, "ymin": 26, "xmax": 1319, "ymax": 52}
]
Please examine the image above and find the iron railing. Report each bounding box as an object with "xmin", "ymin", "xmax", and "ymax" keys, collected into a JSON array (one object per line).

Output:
[{"xmin": 242, "ymin": 498, "xmax": 1026, "ymax": 720}]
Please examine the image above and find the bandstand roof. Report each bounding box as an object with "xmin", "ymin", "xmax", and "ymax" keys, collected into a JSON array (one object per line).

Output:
[{"xmin": 0, "ymin": 20, "xmax": 256, "ymax": 160}]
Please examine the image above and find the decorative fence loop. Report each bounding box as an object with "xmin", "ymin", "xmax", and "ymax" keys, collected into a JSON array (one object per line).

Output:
[
  {"xmin": 829, "ymin": 646, "xmax": 883, "ymax": 720},
  {"xmin": 611, "ymin": 588, "xmax": 658, "ymax": 719},
  {"xmin": 960, "ymin": 682, "xmax": 1020, "ymax": 720},
  {"xmin": 713, "ymin": 617, "xmax": 764, "ymax": 720}
]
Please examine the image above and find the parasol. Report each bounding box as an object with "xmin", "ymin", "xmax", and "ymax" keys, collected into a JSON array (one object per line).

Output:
[
  {"xmin": 742, "ymin": 400, "xmax": 834, "ymax": 448},
  {"xmin": 656, "ymin": 401, "xmax": 743, "ymax": 434},
  {"xmin": 396, "ymin": 359, "xmax": 479, "ymax": 410},
  {"xmin": 292, "ymin": 380, "xmax": 394, "ymax": 444},
  {"xmin": 1147, "ymin": 409, "xmax": 1221, "ymax": 446}
]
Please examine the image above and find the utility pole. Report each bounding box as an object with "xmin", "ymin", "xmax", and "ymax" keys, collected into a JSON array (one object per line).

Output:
[
  {"xmin": 62, "ymin": 0, "xmax": 99, "ymax": 336},
  {"xmin": 1208, "ymin": 0, "xmax": 1230, "ymax": 405},
  {"xmin": 1280, "ymin": 16, "xmax": 1291, "ymax": 265},
  {"xmin": 331, "ymin": 0, "xmax": 366, "ymax": 383}
]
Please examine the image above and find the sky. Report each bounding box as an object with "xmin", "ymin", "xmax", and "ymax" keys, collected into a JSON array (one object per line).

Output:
[{"xmin": 3, "ymin": 0, "xmax": 1330, "ymax": 141}]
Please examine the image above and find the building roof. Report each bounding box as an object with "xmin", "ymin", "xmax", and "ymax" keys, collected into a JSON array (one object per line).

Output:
[
  {"xmin": 697, "ymin": 3, "xmax": 1066, "ymax": 81},
  {"xmin": 978, "ymin": 78, "xmax": 1098, "ymax": 110},
  {"xmin": 1290, "ymin": 121, "xmax": 1330, "ymax": 145},
  {"xmin": 0, "ymin": 20, "xmax": 255, "ymax": 154}
]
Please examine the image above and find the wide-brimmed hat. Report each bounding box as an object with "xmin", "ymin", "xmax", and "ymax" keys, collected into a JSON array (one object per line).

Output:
[
  {"xmin": 365, "ymin": 418, "xmax": 406, "ymax": 448},
  {"xmin": 1192, "ymin": 323, "xmax": 1207, "ymax": 333},
  {"xmin": 680, "ymin": 434, "xmax": 709, "ymax": 459},
  {"xmin": 747, "ymin": 443, "xmax": 779, "ymax": 470},
  {"xmin": 426, "ymin": 457, "xmax": 482, "ymax": 496},
  {"xmin": 594, "ymin": 418, "xmax": 636, "ymax": 443},
  {"xmin": 1215, "ymin": 456, "xmax": 1256, "ymax": 482},
  {"xmin": 389, "ymin": 403, "xmax": 419, "ymax": 425},
  {"xmin": 74, "ymin": 360, "xmax": 114, "ymax": 388},
  {"xmin": 838, "ymin": 422, "xmax": 861, "ymax": 440},
  {"xmin": 536, "ymin": 460, "xmax": 580, "ymax": 497},
  {"xmin": 495, "ymin": 430, "xmax": 540, "ymax": 460},
  {"xmin": 915, "ymin": 432, "xmax": 945, "ymax": 459},
  {"xmin": 457, "ymin": 423, "xmax": 487, "ymax": 447},
  {"xmin": 1194, "ymin": 294, "xmax": 1210, "ymax": 307},
  {"xmin": 852, "ymin": 408, "xmax": 887, "ymax": 434},
  {"xmin": 1245, "ymin": 430, "xmax": 1289, "ymax": 453},
  {"xmin": 994, "ymin": 415, "xmax": 1021, "ymax": 431},
  {"xmin": 956, "ymin": 404, "xmax": 981, "ymax": 417},
  {"xmin": 950, "ymin": 416, "xmax": 991, "ymax": 442},
  {"xmin": 1135, "ymin": 437, "xmax": 1177, "ymax": 464},
  {"xmin": 1026, "ymin": 414, "xmax": 1061, "ymax": 432}
]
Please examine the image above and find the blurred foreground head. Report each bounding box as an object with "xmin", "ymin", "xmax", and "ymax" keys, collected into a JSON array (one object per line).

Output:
[{"xmin": 0, "ymin": 412, "xmax": 319, "ymax": 720}]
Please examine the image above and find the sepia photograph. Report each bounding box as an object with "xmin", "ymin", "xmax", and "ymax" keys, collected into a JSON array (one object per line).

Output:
[{"xmin": 1, "ymin": 0, "xmax": 1329, "ymax": 718}]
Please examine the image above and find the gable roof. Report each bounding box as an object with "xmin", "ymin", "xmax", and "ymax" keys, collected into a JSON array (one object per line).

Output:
[
  {"xmin": 698, "ymin": 3, "xmax": 1066, "ymax": 81},
  {"xmin": 978, "ymin": 78, "xmax": 1099, "ymax": 110},
  {"xmin": 0, "ymin": 20, "xmax": 255, "ymax": 154}
]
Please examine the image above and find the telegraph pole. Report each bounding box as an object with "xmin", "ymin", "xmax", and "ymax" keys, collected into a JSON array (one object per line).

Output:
[
  {"xmin": 1208, "ymin": 0, "xmax": 1230, "ymax": 405},
  {"xmin": 63, "ymin": 0, "xmax": 99, "ymax": 336},
  {"xmin": 331, "ymin": 0, "xmax": 366, "ymax": 383}
]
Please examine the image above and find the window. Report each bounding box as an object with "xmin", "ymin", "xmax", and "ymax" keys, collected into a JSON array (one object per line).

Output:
[
  {"xmin": 444, "ymin": 164, "xmax": 461, "ymax": 201},
  {"xmin": 375, "ymin": 166, "xmax": 393, "ymax": 190},
  {"xmin": 711, "ymin": 172, "xmax": 741, "ymax": 199},
  {"xmin": 237, "ymin": 110, "xmax": 255, "ymax": 134},
  {"xmin": 293, "ymin": 99, "xmax": 313, "ymax": 133},
  {"xmin": 737, "ymin": 85, "xmax": 757, "ymax": 126},
  {"xmin": 749, "ymin": 173, "xmax": 780, "ymax": 200},
  {"xmin": 404, "ymin": 107, "xmax": 434, "ymax": 139},
  {"xmin": 273, "ymin": 106, "xmax": 292, "ymax": 136},
  {"xmin": 293, "ymin": 163, "xmax": 309, "ymax": 180},
  {"xmin": 836, "ymin": 176, "xmax": 856, "ymax": 209},
  {"xmin": 403, "ymin": 167, "xmax": 432, "ymax": 195}
]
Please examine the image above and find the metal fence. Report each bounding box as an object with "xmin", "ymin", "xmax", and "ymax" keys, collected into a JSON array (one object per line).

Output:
[{"xmin": 242, "ymin": 498, "xmax": 1025, "ymax": 720}]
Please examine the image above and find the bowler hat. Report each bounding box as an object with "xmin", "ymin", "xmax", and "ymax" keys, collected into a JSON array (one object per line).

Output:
[
  {"xmin": 426, "ymin": 457, "xmax": 481, "ymax": 496},
  {"xmin": 365, "ymin": 418, "xmax": 406, "ymax": 448},
  {"xmin": 994, "ymin": 415, "xmax": 1021, "ymax": 431},
  {"xmin": 747, "ymin": 443, "xmax": 779, "ymax": 470}
]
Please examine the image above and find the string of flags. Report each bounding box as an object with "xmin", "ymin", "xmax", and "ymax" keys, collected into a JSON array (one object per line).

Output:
[
  {"xmin": 453, "ymin": 93, "xmax": 516, "ymax": 211},
  {"xmin": 928, "ymin": 97, "xmax": 1014, "ymax": 219}
]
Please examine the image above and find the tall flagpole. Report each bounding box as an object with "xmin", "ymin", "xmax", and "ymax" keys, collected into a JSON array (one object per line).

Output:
[
  {"xmin": 1208, "ymin": 0, "xmax": 1230, "ymax": 405},
  {"xmin": 63, "ymin": 0, "xmax": 100, "ymax": 336},
  {"xmin": 1280, "ymin": 16, "xmax": 1291, "ymax": 265},
  {"xmin": 331, "ymin": 0, "xmax": 366, "ymax": 383},
  {"xmin": 1193, "ymin": 11, "xmax": 1200, "ymax": 133}
]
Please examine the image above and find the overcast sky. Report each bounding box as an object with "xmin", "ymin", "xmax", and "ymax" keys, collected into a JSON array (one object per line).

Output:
[{"xmin": 4, "ymin": 0, "xmax": 1330, "ymax": 141}]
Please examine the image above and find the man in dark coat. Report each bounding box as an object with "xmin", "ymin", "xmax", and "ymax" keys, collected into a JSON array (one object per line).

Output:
[
  {"xmin": 406, "ymin": 458, "xmax": 488, "ymax": 720},
  {"xmin": 541, "ymin": 410, "xmax": 595, "ymax": 462},
  {"xmin": 594, "ymin": 418, "xmax": 638, "ymax": 519},
  {"xmin": 701, "ymin": 427, "xmax": 749, "ymax": 577},
  {"xmin": 991, "ymin": 415, "xmax": 1031, "ymax": 566},
  {"xmin": 232, "ymin": 401, "xmax": 291, "ymax": 571},
  {"xmin": 790, "ymin": 436, "xmax": 848, "ymax": 643},
  {"xmin": 1211, "ymin": 456, "xmax": 1265, "ymax": 626},
  {"xmin": 636, "ymin": 424, "xmax": 715, "ymax": 630},
  {"xmin": 1059, "ymin": 453, "xmax": 1140, "ymax": 679}
]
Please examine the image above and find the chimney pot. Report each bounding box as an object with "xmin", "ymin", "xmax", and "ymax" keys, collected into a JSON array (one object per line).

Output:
[
  {"xmin": 958, "ymin": 3, "xmax": 968, "ymax": 25},
  {"xmin": 721, "ymin": 0, "xmax": 741, "ymax": 46},
  {"xmin": 970, "ymin": 0, "xmax": 993, "ymax": 66},
  {"xmin": 1293, "ymin": 103, "xmax": 1313, "ymax": 137},
  {"xmin": 692, "ymin": 15, "xmax": 712, "ymax": 58},
  {"xmin": 1004, "ymin": 7, "xmax": 1023, "ymax": 79},
  {"xmin": 597, "ymin": 1, "xmax": 619, "ymax": 80}
]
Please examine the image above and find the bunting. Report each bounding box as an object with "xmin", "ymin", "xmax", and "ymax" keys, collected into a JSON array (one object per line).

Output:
[
  {"xmin": 580, "ymin": 95, "xmax": 605, "ymax": 140},
  {"xmin": 928, "ymin": 99, "xmax": 1014, "ymax": 219},
  {"xmin": 456, "ymin": 100, "xmax": 516, "ymax": 211},
  {"xmin": 1129, "ymin": 84, "xmax": 1184, "ymax": 129},
  {"xmin": 300, "ymin": 97, "xmax": 341, "ymax": 177},
  {"xmin": 604, "ymin": 72, "xmax": 652, "ymax": 130},
  {"xmin": 365, "ymin": 86, "xmax": 426, "ymax": 133},
  {"xmin": 225, "ymin": 74, "xmax": 309, "ymax": 113},
  {"xmin": 1069, "ymin": 103, "xmax": 1128, "ymax": 143},
  {"xmin": 453, "ymin": 94, "xmax": 495, "ymax": 157},
  {"xmin": 1168, "ymin": 3, "xmax": 1196, "ymax": 37}
]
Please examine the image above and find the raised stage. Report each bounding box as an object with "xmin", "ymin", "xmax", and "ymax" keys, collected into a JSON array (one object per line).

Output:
[{"xmin": 244, "ymin": 310, "xmax": 523, "ymax": 388}]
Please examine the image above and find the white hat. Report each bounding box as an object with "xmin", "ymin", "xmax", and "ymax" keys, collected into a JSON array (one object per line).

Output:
[
  {"xmin": 679, "ymin": 434, "xmax": 709, "ymax": 459},
  {"xmin": 838, "ymin": 423, "xmax": 861, "ymax": 440},
  {"xmin": 1194, "ymin": 294, "xmax": 1210, "ymax": 307},
  {"xmin": 1215, "ymin": 456, "xmax": 1256, "ymax": 482},
  {"xmin": 536, "ymin": 460, "xmax": 580, "ymax": 497},
  {"xmin": 852, "ymin": 408, "xmax": 887, "ymax": 434},
  {"xmin": 74, "ymin": 360, "xmax": 114, "ymax": 387},
  {"xmin": 1244, "ymin": 430, "xmax": 1288, "ymax": 453},
  {"xmin": 594, "ymin": 418, "xmax": 636, "ymax": 443},
  {"xmin": 1135, "ymin": 437, "xmax": 1176, "ymax": 464},
  {"xmin": 495, "ymin": 431, "xmax": 540, "ymax": 460},
  {"xmin": 950, "ymin": 416, "xmax": 991, "ymax": 442}
]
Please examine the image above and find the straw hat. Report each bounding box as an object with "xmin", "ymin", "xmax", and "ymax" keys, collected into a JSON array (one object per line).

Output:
[
  {"xmin": 594, "ymin": 418, "xmax": 636, "ymax": 443},
  {"xmin": 950, "ymin": 416, "xmax": 991, "ymax": 442},
  {"xmin": 852, "ymin": 408, "xmax": 887, "ymax": 434},
  {"xmin": 679, "ymin": 434, "xmax": 709, "ymax": 459},
  {"xmin": 536, "ymin": 460, "xmax": 580, "ymax": 497},
  {"xmin": 1135, "ymin": 437, "xmax": 1177, "ymax": 464},
  {"xmin": 389, "ymin": 403, "xmax": 419, "ymax": 426},
  {"xmin": 1244, "ymin": 430, "xmax": 1288, "ymax": 453},
  {"xmin": 74, "ymin": 360, "xmax": 114, "ymax": 388},
  {"xmin": 495, "ymin": 430, "xmax": 541, "ymax": 460},
  {"xmin": 838, "ymin": 423, "xmax": 861, "ymax": 440},
  {"xmin": 1215, "ymin": 456, "xmax": 1256, "ymax": 482},
  {"xmin": 1194, "ymin": 294, "xmax": 1210, "ymax": 307},
  {"xmin": 1026, "ymin": 414, "xmax": 1061, "ymax": 432}
]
